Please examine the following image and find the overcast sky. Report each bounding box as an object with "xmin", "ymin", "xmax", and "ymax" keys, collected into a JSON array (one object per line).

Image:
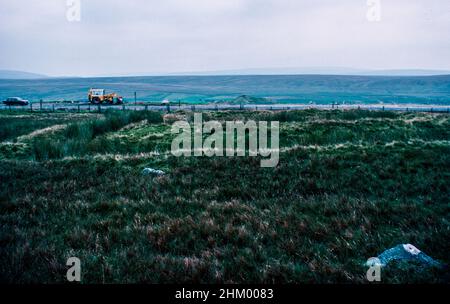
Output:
[{"xmin": 0, "ymin": 0, "xmax": 449, "ymax": 77}]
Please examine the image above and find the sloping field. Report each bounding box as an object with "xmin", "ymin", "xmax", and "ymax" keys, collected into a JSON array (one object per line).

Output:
[{"xmin": 0, "ymin": 109, "xmax": 449, "ymax": 283}]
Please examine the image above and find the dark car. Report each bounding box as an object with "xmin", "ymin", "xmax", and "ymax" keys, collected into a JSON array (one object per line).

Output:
[{"xmin": 3, "ymin": 97, "xmax": 29, "ymax": 106}]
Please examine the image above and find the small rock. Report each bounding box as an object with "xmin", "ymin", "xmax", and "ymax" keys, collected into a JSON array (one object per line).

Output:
[
  {"xmin": 366, "ymin": 244, "xmax": 441, "ymax": 268},
  {"xmin": 142, "ymin": 168, "xmax": 165, "ymax": 176}
]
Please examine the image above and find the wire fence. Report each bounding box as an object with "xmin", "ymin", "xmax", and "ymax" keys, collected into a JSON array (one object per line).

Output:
[{"xmin": 0, "ymin": 102, "xmax": 449, "ymax": 114}]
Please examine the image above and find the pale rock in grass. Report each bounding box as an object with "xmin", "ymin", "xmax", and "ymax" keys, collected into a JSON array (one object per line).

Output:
[
  {"xmin": 142, "ymin": 168, "xmax": 165, "ymax": 176},
  {"xmin": 366, "ymin": 244, "xmax": 442, "ymax": 268}
]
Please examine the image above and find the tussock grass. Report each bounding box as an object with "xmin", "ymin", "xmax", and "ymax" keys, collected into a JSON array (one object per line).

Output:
[
  {"xmin": 0, "ymin": 113, "xmax": 97, "ymax": 142},
  {"xmin": 30, "ymin": 110, "xmax": 163, "ymax": 160},
  {"xmin": 0, "ymin": 109, "xmax": 449, "ymax": 283}
]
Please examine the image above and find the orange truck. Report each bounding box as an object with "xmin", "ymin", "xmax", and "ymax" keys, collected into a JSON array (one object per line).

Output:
[{"xmin": 88, "ymin": 89, "xmax": 123, "ymax": 104}]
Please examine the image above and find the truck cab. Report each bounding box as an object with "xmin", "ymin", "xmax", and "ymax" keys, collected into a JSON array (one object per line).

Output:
[
  {"xmin": 88, "ymin": 89, "xmax": 106, "ymax": 103},
  {"xmin": 88, "ymin": 88, "xmax": 123, "ymax": 104}
]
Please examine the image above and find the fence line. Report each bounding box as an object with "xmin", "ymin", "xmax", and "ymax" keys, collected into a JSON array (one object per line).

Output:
[{"xmin": 0, "ymin": 103, "xmax": 449, "ymax": 114}]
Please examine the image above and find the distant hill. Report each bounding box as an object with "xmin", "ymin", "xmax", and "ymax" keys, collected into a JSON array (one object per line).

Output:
[
  {"xmin": 170, "ymin": 67, "xmax": 450, "ymax": 77},
  {"xmin": 1, "ymin": 74, "xmax": 449, "ymax": 104},
  {"xmin": 361, "ymin": 69, "xmax": 450, "ymax": 76},
  {"xmin": 0, "ymin": 70, "xmax": 48, "ymax": 79}
]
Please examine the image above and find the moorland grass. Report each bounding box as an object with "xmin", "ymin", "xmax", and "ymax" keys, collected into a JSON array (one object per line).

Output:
[
  {"xmin": 30, "ymin": 110, "xmax": 163, "ymax": 160},
  {"xmin": 0, "ymin": 109, "xmax": 448, "ymax": 283}
]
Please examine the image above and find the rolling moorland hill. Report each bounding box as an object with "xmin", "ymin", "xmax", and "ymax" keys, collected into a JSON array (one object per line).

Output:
[{"xmin": 0, "ymin": 74, "xmax": 449, "ymax": 104}]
